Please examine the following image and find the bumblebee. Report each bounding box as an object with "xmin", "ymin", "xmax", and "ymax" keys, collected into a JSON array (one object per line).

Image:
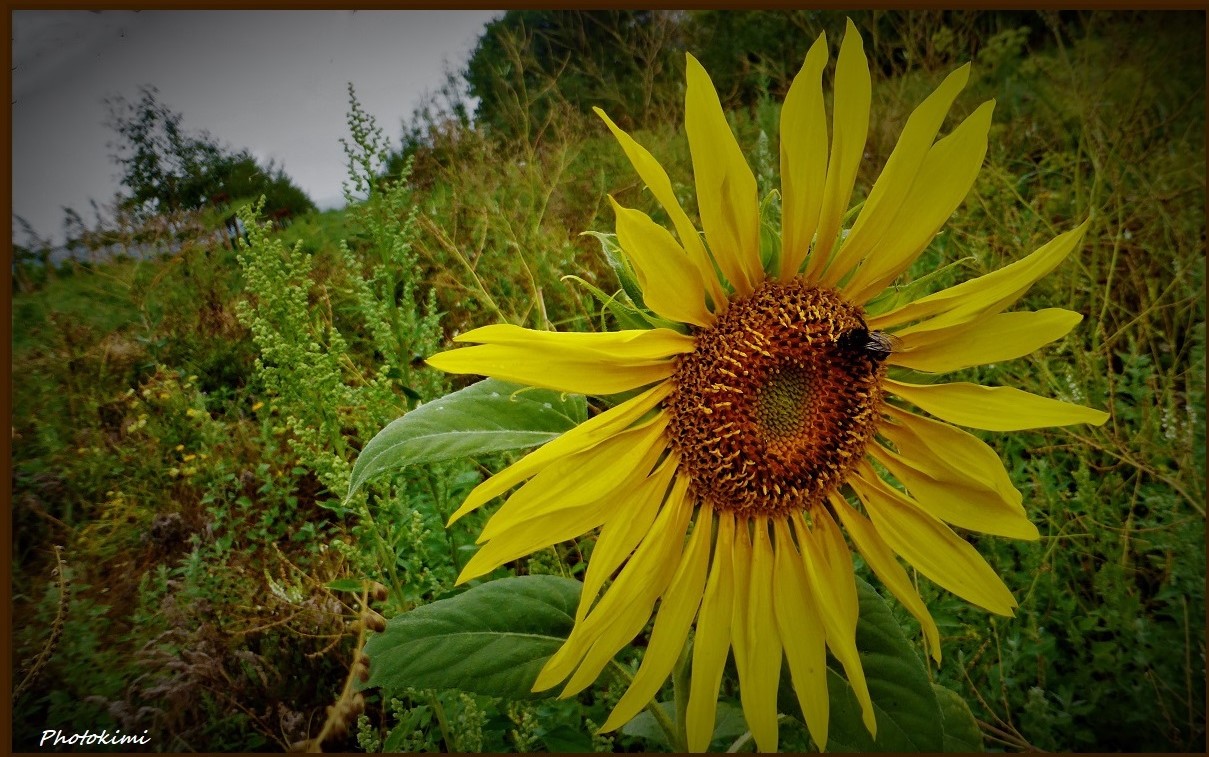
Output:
[{"xmin": 836, "ymin": 326, "xmax": 899, "ymax": 364}]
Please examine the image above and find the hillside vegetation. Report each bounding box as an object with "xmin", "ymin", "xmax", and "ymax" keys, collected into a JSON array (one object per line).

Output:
[{"xmin": 11, "ymin": 11, "xmax": 1204, "ymax": 752}]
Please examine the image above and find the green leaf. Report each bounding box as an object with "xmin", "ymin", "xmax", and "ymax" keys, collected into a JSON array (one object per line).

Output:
[
  {"xmin": 381, "ymin": 721, "xmax": 412, "ymax": 753},
  {"xmin": 325, "ymin": 578, "xmax": 368, "ymax": 593},
  {"xmin": 618, "ymin": 701, "xmax": 673, "ymax": 748},
  {"xmin": 620, "ymin": 700, "xmax": 746, "ymax": 748},
  {"xmin": 933, "ymin": 683, "xmax": 984, "ymax": 752},
  {"xmin": 540, "ymin": 724, "xmax": 595, "ymax": 752},
  {"xmin": 360, "ymin": 575, "xmax": 581, "ymax": 700},
  {"xmin": 347, "ymin": 378, "xmax": 586, "ymax": 497},
  {"xmin": 709, "ymin": 701, "xmax": 752, "ymax": 743},
  {"xmin": 821, "ymin": 577, "xmax": 945, "ymax": 752}
]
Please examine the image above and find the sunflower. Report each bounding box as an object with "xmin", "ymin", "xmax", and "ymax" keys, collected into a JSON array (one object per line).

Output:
[{"xmin": 426, "ymin": 20, "xmax": 1107, "ymax": 753}]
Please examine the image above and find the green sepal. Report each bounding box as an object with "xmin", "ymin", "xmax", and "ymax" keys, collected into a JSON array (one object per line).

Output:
[
  {"xmin": 560, "ymin": 274, "xmax": 668, "ymax": 332},
  {"xmin": 885, "ymin": 366, "xmax": 946, "ymax": 385},
  {"xmin": 863, "ymin": 252, "xmax": 976, "ymax": 318},
  {"xmin": 583, "ymin": 231, "xmax": 646, "ymax": 309},
  {"xmin": 759, "ymin": 188, "xmax": 783, "ymax": 276}
]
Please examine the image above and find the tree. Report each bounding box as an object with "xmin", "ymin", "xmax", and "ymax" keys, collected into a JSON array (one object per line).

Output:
[{"xmin": 105, "ymin": 85, "xmax": 315, "ymax": 222}]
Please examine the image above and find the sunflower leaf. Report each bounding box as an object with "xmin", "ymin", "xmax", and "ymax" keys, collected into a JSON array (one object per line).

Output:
[
  {"xmin": 933, "ymin": 682, "xmax": 984, "ymax": 751},
  {"xmin": 359, "ymin": 575, "xmax": 581, "ymax": 700},
  {"xmin": 347, "ymin": 379, "xmax": 586, "ymax": 498},
  {"xmin": 618, "ymin": 701, "xmax": 673, "ymax": 747},
  {"xmin": 620, "ymin": 700, "xmax": 748, "ymax": 748},
  {"xmin": 821, "ymin": 577, "xmax": 946, "ymax": 752},
  {"xmin": 540, "ymin": 724, "xmax": 595, "ymax": 752}
]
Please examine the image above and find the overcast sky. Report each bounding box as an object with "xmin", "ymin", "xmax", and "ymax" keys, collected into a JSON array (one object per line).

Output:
[{"xmin": 11, "ymin": 9, "xmax": 501, "ymax": 244}]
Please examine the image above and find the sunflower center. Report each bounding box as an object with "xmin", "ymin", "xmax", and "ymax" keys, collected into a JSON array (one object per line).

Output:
[
  {"xmin": 666, "ymin": 279, "xmax": 885, "ymax": 515},
  {"xmin": 754, "ymin": 364, "xmax": 816, "ymax": 439}
]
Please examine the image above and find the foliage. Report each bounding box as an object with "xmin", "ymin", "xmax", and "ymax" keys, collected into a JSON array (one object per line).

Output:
[
  {"xmin": 460, "ymin": 9, "xmax": 1062, "ymax": 145},
  {"xmin": 465, "ymin": 10, "xmax": 685, "ymax": 139}
]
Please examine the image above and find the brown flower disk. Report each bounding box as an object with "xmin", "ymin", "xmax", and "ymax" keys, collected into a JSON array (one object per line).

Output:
[{"xmin": 666, "ymin": 279, "xmax": 885, "ymax": 515}]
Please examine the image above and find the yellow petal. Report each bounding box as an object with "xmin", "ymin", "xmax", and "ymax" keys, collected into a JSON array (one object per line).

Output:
[
  {"xmin": 877, "ymin": 403, "xmax": 1035, "ymax": 539},
  {"xmin": 886, "ymin": 378, "xmax": 1110, "ymax": 431},
  {"xmin": 729, "ymin": 517, "xmax": 753, "ymax": 712},
  {"xmin": 829, "ymin": 494, "xmax": 942, "ymax": 664},
  {"xmin": 869, "ymin": 221, "xmax": 1090, "ymax": 331},
  {"xmin": 478, "ymin": 416, "xmax": 667, "ymax": 542},
  {"xmin": 594, "ymin": 107, "xmax": 727, "ymax": 308},
  {"xmin": 452, "ymin": 323, "xmax": 695, "ymax": 359},
  {"xmin": 845, "ymin": 100, "xmax": 994, "ymax": 303},
  {"xmin": 687, "ymin": 509, "xmax": 735, "ymax": 752},
  {"xmin": 447, "ymin": 382, "xmax": 670, "ymax": 524},
  {"xmin": 851, "ymin": 465, "xmax": 1019, "ymax": 615},
  {"xmin": 779, "ymin": 32, "xmax": 830, "ymax": 280},
  {"xmin": 881, "ymin": 402, "xmax": 1019, "ymax": 501},
  {"xmin": 803, "ymin": 19, "xmax": 870, "ymax": 281},
  {"xmin": 868, "ymin": 441, "xmax": 1037, "ymax": 540},
  {"xmin": 576, "ymin": 454, "xmax": 676, "ymax": 622},
  {"xmin": 535, "ymin": 474, "xmax": 692, "ymax": 692},
  {"xmin": 427, "ymin": 343, "xmax": 673, "ymax": 395},
  {"xmin": 685, "ymin": 53, "xmax": 762, "ymax": 296},
  {"xmin": 560, "ymin": 476, "xmax": 693, "ymax": 696},
  {"xmin": 733, "ymin": 518, "xmax": 782, "ymax": 752},
  {"xmin": 725, "ymin": 517, "xmax": 773, "ymax": 749},
  {"xmin": 824, "ymin": 64, "xmax": 972, "ymax": 288},
  {"xmin": 600, "ymin": 510, "xmax": 711, "ymax": 732},
  {"xmin": 456, "ymin": 501, "xmax": 610, "ymax": 583},
  {"xmin": 771, "ymin": 518, "xmax": 829, "ymax": 749},
  {"xmin": 611, "ymin": 198, "xmax": 713, "ymax": 327},
  {"xmin": 796, "ymin": 509, "xmax": 876, "ymax": 738},
  {"xmin": 890, "ymin": 308, "xmax": 1083, "ymax": 373}
]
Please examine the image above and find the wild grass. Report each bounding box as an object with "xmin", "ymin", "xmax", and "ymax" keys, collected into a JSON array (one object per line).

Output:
[{"xmin": 10, "ymin": 10, "xmax": 1203, "ymax": 752}]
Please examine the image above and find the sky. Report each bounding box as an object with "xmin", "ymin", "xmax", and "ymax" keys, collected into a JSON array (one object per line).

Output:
[{"xmin": 11, "ymin": 9, "xmax": 502, "ymax": 244}]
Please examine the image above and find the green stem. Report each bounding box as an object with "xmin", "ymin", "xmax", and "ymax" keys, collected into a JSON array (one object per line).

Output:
[
  {"xmin": 428, "ymin": 691, "xmax": 454, "ymax": 751},
  {"xmin": 418, "ymin": 214, "xmax": 506, "ymax": 323},
  {"xmin": 727, "ymin": 714, "xmax": 789, "ymax": 753},
  {"xmin": 423, "ymin": 467, "xmax": 461, "ymax": 575},
  {"xmin": 352, "ymin": 489, "xmax": 402, "ymax": 594},
  {"xmin": 672, "ymin": 637, "xmax": 692, "ymax": 751},
  {"xmin": 608, "ymin": 659, "xmax": 684, "ymax": 752}
]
